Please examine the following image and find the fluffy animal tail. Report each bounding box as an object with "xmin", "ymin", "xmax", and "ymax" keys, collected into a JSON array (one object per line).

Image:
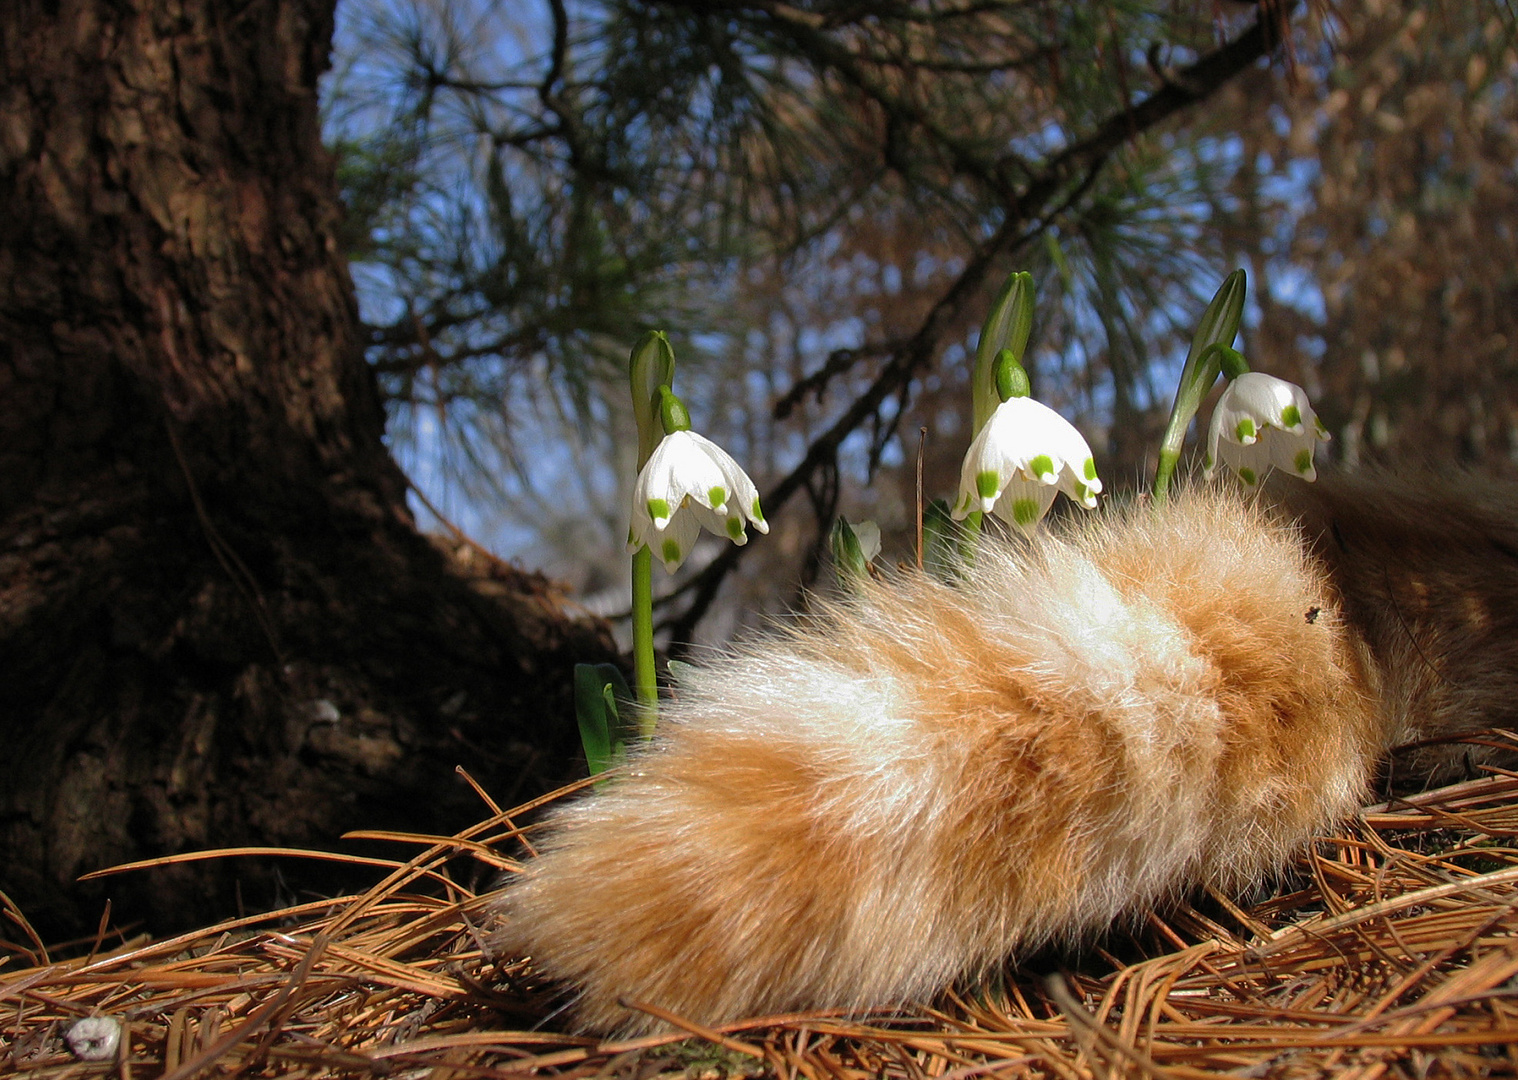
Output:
[{"xmin": 494, "ymin": 486, "xmax": 1383, "ymax": 1034}]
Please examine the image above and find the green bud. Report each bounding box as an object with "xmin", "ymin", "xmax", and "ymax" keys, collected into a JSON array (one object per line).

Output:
[
  {"xmin": 629, "ymin": 331, "xmax": 676, "ymax": 467},
  {"xmin": 993, "ymin": 348, "xmax": 1032, "ymax": 401},
  {"xmin": 657, "ymin": 385, "xmax": 692, "ymax": 433},
  {"xmin": 831, "ymin": 517, "xmax": 869, "ymax": 591},
  {"xmin": 973, "ymin": 271, "xmax": 1035, "ymax": 433}
]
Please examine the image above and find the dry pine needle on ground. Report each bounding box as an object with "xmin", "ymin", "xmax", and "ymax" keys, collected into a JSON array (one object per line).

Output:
[{"xmin": 4, "ymin": 744, "xmax": 1518, "ymax": 1080}]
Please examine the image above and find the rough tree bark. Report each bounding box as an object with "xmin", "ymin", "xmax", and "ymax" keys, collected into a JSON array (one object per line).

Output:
[{"xmin": 0, "ymin": 0, "xmax": 615, "ymax": 940}]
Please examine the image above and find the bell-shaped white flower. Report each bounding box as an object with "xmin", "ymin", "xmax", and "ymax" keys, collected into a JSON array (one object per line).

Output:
[
  {"xmin": 1205, "ymin": 372, "xmax": 1329, "ymax": 488},
  {"xmin": 951, "ymin": 396, "xmax": 1102, "ymax": 535},
  {"xmin": 630, "ymin": 430, "xmax": 769, "ymax": 572}
]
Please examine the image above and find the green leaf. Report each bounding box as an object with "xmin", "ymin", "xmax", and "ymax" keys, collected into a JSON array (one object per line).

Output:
[
  {"xmin": 923, "ymin": 498, "xmax": 969, "ymax": 583},
  {"xmin": 574, "ymin": 663, "xmax": 635, "ymax": 779},
  {"xmin": 1154, "ymin": 271, "xmax": 1249, "ymax": 501}
]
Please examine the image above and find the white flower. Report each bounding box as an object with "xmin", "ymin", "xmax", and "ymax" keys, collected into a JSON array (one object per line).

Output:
[
  {"xmin": 951, "ymin": 396, "xmax": 1102, "ymax": 535},
  {"xmin": 849, "ymin": 520, "xmax": 881, "ymax": 564},
  {"xmin": 1205, "ymin": 372, "xmax": 1329, "ymax": 487},
  {"xmin": 630, "ymin": 430, "xmax": 769, "ymax": 571}
]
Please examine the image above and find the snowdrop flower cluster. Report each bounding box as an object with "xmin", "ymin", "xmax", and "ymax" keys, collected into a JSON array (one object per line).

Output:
[
  {"xmin": 1205, "ymin": 372, "xmax": 1329, "ymax": 487},
  {"xmin": 617, "ymin": 331, "xmax": 771, "ymax": 733},
  {"xmin": 952, "ymin": 395, "xmax": 1102, "ymax": 535},
  {"xmin": 630, "ymin": 429, "xmax": 768, "ymax": 572},
  {"xmin": 953, "ymin": 273, "xmax": 1102, "ymax": 536},
  {"xmin": 625, "ymin": 334, "xmax": 767, "ymax": 574}
]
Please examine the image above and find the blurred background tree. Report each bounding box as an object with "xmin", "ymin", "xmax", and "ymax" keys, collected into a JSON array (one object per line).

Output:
[
  {"xmin": 323, "ymin": 0, "xmax": 1313, "ymax": 646},
  {"xmin": 328, "ymin": 0, "xmax": 1518, "ymax": 649},
  {"xmin": 1212, "ymin": 1, "xmax": 1518, "ymax": 472}
]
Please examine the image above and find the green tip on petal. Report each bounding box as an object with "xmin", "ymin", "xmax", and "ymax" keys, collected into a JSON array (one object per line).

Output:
[
  {"xmin": 1235, "ymin": 418, "xmax": 1256, "ymax": 443},
  {"xmin": 1281, "ymin": 404, "xmax": 1302, "ymax": 429},
  {"xmin": 661, "ymin": 538, "xmax": 683, "ymax": 567},
  {"xmin": 1083, "ymin": 457, "xmax": 1098, "ymax": 481},
  {"xmin": 976, "ymin": 470, "xmax": 1000, "ymax": 499},
  {"xmin": 726, "ymin": 516, "xmax": 744, "ymax": 540},
  {"xmin": 1238, "ymin": 466, "xmax": 1258, "ymax": 486},
  {"xmin": 750, "ymin": 497, "xmax": 764, "ymax": 523},
  {"xmin": 647, "ymin": 497, "xmax": 670, "ymax": 523},
  {"xmin": 1011, "ymin": 498, "xmax": 1041, "ymax": 527},
  {"xmin": 708, "ymin": 485, "xmax": 727, "ymax": 510},
  {"xmin": 1295, "ymin": 448, "xmax": 1313, "ymax": 474},
  {"xmin": 1028, "ymin": 454, "xmax": 1055, "ymax": 481}
]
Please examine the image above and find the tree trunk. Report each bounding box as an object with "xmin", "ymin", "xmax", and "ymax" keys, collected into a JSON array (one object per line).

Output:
[{"xmin": 0, "ymin": 0, "xmax": 615, "ymax": 940}]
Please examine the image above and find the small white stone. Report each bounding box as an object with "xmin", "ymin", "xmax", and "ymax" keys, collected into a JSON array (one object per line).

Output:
[
  {"xmin": 307, "ymin": 698, "xmax": 341, "ymax": 723},
  {"xmin": 65, "ymin": 1016, "xmax": 120, "ymax": 1061}
]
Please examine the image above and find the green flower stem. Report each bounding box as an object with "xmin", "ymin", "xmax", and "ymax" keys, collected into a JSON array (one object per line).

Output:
[
  {"xmin": 631, "ymin": 544, "xmax": 658, "ymax": 737},
  {"xmin": 961, "ymin": 509, "xmax": 983, "ymax": 567}
]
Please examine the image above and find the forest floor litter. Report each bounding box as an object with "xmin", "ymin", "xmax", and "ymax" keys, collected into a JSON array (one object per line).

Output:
[{"xmin": 6, "ymin": 735, "xmax": 1518, "ymax": 1079}]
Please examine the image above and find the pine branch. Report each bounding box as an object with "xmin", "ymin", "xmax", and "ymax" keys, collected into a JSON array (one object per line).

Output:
[{"xmin": 664, "ymin": 2, "xmax": 1296, "ymax": 647}]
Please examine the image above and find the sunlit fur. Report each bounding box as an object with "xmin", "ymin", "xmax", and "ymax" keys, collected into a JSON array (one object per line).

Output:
[{"xmin": 494, "ymin": 479, "xmax": 1484, "ymax": 1034}]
